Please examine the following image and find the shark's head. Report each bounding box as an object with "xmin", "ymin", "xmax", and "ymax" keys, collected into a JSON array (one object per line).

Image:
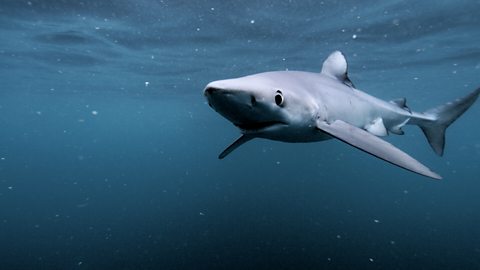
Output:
[{"xmin": 204, "ymin": 71, "xmax": 318, "ymax": 140}]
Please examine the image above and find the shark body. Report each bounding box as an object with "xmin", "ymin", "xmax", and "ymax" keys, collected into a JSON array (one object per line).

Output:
[{"xmin": 204, "ymin": 51, "xmax": 479, "ymax": 179}]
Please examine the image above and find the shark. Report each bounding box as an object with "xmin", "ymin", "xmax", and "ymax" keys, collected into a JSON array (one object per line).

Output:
[{"xmin": 203, "ymin": 51, "xmax": 479, "ymax": 179}]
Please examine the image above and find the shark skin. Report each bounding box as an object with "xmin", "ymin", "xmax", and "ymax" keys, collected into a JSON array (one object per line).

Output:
[{"xmin": 203, "ymin": 51, "xmax": 480, "ymax": 180}]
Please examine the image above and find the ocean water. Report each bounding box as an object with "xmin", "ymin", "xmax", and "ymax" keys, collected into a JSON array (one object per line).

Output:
[{"xmin": 1, "ymin": 0, "xmax": 480, "ymax": 269}]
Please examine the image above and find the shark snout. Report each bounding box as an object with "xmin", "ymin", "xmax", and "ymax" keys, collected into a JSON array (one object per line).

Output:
[
  {"xmin": 204, "ymin": 86, "xmax": 254, "ymax": 110},
  {"xmin": 204, "ymin": 87, "xmax": 215, "ymax": 96},
  {"xmin": 203, "ymin": 80, "xmax": 229, "ymax": 95},
  {"xmin": 204, "ymin": 81, "xmax": 257, "ymax": 108},
  {"xmin": 204, "ymin": 81, "xmax": 271, "ymax": 127}
]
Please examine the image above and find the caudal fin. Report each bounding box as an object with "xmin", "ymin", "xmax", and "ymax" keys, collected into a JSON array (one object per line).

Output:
[{"xmin": 418, "ymin": 87, "xmax": 480, "ymax": 156}]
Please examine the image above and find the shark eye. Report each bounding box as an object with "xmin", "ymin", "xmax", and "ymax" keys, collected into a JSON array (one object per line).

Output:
[{"xmin": 275, "ymin": 90, "xmax": 284, "ymax": 106}]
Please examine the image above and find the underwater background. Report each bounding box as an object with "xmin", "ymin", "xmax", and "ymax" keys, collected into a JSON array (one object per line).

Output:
[{"xmin": 1, "ymin": 0, "xmax": 480, "ymax": 269}]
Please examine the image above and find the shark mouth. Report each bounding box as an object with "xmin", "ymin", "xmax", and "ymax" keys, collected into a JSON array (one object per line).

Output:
[{"xmin": 234, "ymin": 121, "xmax": 286, "ymax": 131}]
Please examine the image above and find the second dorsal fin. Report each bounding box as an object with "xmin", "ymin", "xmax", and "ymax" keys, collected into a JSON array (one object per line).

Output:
[{"xmin": 390, "ymin": 98, "xmax": 411, "ymax": 112}]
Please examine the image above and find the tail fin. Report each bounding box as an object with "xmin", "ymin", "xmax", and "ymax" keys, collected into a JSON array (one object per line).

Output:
[{"xmin": 418, "ymin": 87, "xmax": 480, "ymax": 156}]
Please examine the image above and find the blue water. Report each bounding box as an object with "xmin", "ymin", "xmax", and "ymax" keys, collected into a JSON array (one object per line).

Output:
[{"xmin": 1, "ymin": 1, "xmax": 480, "ymax": 269}]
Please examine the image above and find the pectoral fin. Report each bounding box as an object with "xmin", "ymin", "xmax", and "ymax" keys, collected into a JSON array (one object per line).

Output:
[
  {"xmin": 218, "ymin": 135, "xmax": 253, "ymax": 159},
  {"xmin": 316, "ymin": 120, "xmax": 441, "ymax": 180}
]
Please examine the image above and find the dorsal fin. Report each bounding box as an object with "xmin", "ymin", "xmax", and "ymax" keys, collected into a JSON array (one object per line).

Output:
[
  {"xmin": 321, "ymin": 51, "xmax": 355, "ymax": 88},
  {"xmin": 390, "ymin": 98, "xmax": 411, "ymax": 113}
]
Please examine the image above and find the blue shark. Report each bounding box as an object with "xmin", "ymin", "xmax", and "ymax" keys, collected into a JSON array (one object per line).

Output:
[{"xmin": 204, "ymin": 51, "xmax": 479, "ymax": 179}]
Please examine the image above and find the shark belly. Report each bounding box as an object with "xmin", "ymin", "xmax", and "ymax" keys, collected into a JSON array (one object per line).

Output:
[{"xmin": 252, "ymin": 124, "xmax": 332, "ymax": 142}]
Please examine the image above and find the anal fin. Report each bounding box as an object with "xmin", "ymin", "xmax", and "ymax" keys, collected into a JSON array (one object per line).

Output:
[{"xmin": 390, "ymin": 118, "xmax": 410, "ymax": 135}]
